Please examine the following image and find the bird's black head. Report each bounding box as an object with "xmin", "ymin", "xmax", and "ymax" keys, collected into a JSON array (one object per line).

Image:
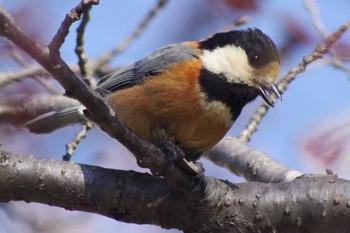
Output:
[
  {"xmin": 199, "ymin": 28, "xmax": 279, "ymax": 69},
  {"xmin": 199, "ymin": 28, "xmax": 281, "ymax": 108}
]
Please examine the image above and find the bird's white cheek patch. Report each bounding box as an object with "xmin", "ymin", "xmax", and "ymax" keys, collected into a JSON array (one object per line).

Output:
[{"xmin": 200, "ymin": 45, "xmax": 254, "ymax": 86}]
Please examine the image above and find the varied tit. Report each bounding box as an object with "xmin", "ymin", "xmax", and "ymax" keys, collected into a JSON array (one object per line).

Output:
[{"xmin": 26, "ymin": 28, "xmax": 281, "ymax": 161}]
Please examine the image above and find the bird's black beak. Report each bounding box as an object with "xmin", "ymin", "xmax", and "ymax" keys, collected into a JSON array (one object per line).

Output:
[{"xmin": 257, "ymin": 81, "xmax": 281, "ymax": 107}]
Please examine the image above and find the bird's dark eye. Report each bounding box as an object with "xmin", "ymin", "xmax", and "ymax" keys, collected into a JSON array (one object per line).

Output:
[{"xmin": 249, "ymin": 54, "xmax": 263, "ymax": 67}]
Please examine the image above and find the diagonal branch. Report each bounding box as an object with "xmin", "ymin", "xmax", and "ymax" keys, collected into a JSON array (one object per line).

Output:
[{"xmin": 0, "ymin": 2, "xmax": 200, "ymax": 192}]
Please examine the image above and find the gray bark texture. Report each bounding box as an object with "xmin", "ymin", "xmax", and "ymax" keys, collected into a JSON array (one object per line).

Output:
[{"xmin": 1, "ymin": 150, "xmax": 350, "ymax": 233}]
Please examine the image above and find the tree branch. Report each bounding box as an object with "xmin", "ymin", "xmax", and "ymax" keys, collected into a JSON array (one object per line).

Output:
[{"xmin": 1, "ymin": 150, "xmax": 350, "ymax": 233}]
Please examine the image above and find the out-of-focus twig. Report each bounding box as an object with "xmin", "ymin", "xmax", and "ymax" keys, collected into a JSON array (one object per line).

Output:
[
  {"xmin": 3, "ymin": 41, "xmax": 60, "ymax": 94},
  {"xmin": 329, "ymin": 58, "xmax": 350, "ymax": 77},
  {"xmin": 0, "ymin": 94, "xmax": 79, "ymax": 126},
  {"xmin": 238, "ymin": 20, "xmax": 350, "ymax": 143},
  {"xmin": 91, "ymin": 0, "xmax": 168, "ymax": 70},
  {"xmin": 221, "ymin": 16, "xmax": 250, "ymax": 33},
  {"xmin": 8, "ymin": 41, "xmax": 27, "ymax": 66},
  {"xmin": 0, "ymin": 64, "xmax": 87, "ymax": 91},
  {"xmin": 305, "ymin": 0, "xmax": 350, "ymax": 78},
  {"xmin": 0, "ymin": 65, "xmax": 48, "ymax": 89},
  {"xmin": 304, "ymin": 0, "xmax": 328, "ymax": 37}
]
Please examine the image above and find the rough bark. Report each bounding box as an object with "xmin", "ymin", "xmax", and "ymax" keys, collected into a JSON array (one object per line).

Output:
[{"xmin": 1, "ymin": 150, "xmax": 350, "ymax": 233}]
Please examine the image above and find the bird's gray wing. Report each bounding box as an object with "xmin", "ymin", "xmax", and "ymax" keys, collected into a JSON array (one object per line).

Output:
[{"xmin": 95, "ymin": 43, "xmax": 198, "ymax": 96}]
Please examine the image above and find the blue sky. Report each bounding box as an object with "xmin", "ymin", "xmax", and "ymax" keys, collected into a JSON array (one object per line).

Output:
[{"xmin": 1, "ymin": 0, "xmax": 350, "ymax": 232}]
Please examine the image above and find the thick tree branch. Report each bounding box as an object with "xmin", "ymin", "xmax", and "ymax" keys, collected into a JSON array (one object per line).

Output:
[{"xmin": 1, "ymin": 150, "xmax": 350, "ymax": 233}]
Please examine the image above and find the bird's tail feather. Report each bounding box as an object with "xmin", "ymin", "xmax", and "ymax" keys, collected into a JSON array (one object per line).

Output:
[{"xmin": 25, "ymin": 106, "xmax": 85, "ymax": 134}]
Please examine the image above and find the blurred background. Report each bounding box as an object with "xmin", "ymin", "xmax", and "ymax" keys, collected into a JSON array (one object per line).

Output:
[{"xmin": 0, "ymin": 0, "xmax": 349, "ymax": 232}]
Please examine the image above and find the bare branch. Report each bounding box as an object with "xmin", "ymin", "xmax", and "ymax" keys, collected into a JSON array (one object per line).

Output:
[
  {"xmin": 205, "ymin": 137, "xmax": 303, "ymax": 183},
  {"xmin": 2, "ymin": 150, "xmax": 350, "ymax": 233},
  {"xmin": 91, "ymin": 0, "xmax": 169, "ymax": 70},
  {"xmin": 238, "ymin": 20, "xmax": 350, "ymax": 143}
]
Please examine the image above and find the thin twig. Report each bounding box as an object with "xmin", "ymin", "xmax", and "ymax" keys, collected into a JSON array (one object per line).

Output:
[
  {"xmin": 238, "ymin": 20, "xmax": 350, "ymax": 143},
  {"xmin": 67, "ymin": 8, "xmax": 95, "ymax": 161},
  {"xmin": 91, "ymin": 0, "xmax": 168, "ymax": 70},
  {"xmin": 75, "ymin": 9, "xmax": 94, "ymax": 87},
  {"xmin": 63, "ymin": 122, "xmax": 93, "ymax": 161}
]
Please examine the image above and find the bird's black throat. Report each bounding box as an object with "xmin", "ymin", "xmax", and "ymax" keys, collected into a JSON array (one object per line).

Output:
[{"xmin": 199, "ymin": 68, "xmax": 259, "ymax": 120}]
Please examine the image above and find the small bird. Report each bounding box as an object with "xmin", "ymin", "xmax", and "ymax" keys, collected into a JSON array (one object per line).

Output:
[{"xmin": 26, "ymin": 28, "xmax": 281, "ymax": 161}]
